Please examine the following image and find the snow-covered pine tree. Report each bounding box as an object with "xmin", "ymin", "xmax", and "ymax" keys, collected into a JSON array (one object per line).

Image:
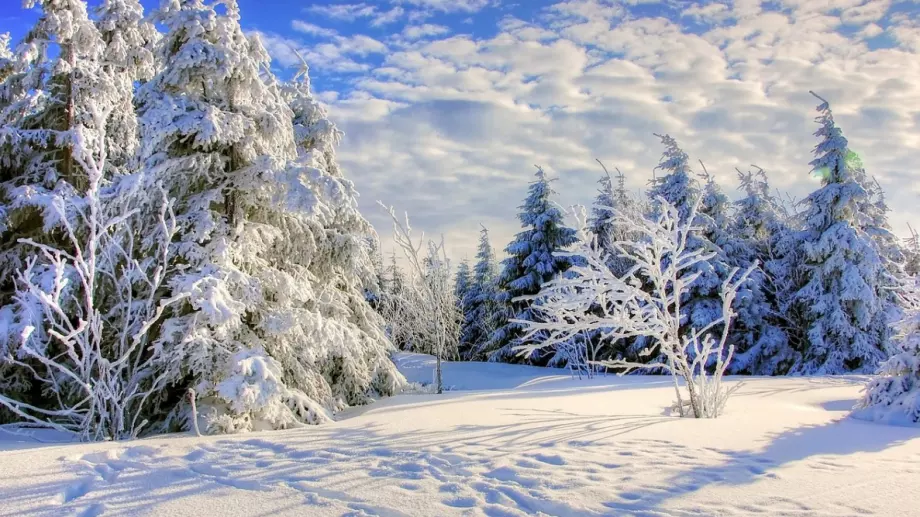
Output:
[
  {"xmin": 462, "ymin": 226, "xmax": 499, "ymax": 360},
  {"xmin": 480, "ymin": 167, "xmax": 578, "ymax": 364},
  {"xmin": 282, "ymin": 49, "xmax": 404, "ymax": 410},
  {"xmin": 856, "ymin": 275, "xmax": 920, "ymax": 425},
  {"xmin": 95, "ymin": 0, "xmax": 159, "ymax": 175},
  {"xmin": 0, "ymin": 0, "xmax": 117, "ymax": 424},
  {"xmin": 0, "ymin": 33, "xmax": 13, "ymax": 81},
  {"xmin": 790, "ymin": 93, "xmax": 895, "ymax": 374},
  {"xmin": 727, "ymin": 167, "xmax": 796, "ymax": 374},
  {"xmin": 904, "ymin": 226, "xmax": 920, "ymax": 277},
  {"xmin": 134, "ymin": 0, "xmax": 400, "ymax": 434},
  {"xmin": 641, "ymin": 135, "xmax": 725, "ymax": 364},
  {"xmin": 587, "ymin": 163, "xmax": 637, "ymax": 279},
  {"xmin": 364, "ymin": 235, "xmax": 387, "ymax": 309},
  {"xmin": 454, "ymin": 259, "xmax": 472, "ymax": 329}
]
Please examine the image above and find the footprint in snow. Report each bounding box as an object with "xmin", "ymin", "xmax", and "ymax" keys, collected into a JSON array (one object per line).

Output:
[
  {"xmin": 442, "ymin": 496, "xmax": 478, "ymax": 508},
  {"xmin": 60, "ymin": 478, "xmax": 94, "ymax": 504},
  {"xmin": 529, "ymin": 453, "xmax": 566, "ymax": 466}
]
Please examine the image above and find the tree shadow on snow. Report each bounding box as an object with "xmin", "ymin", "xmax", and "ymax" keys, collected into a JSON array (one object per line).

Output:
[{"xmin": 600, "ymin": 415, "xmax": 920, "ymax": 515}]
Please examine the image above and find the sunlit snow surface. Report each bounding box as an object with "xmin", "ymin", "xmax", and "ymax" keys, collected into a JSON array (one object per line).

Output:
[{"xmin": 1, "ymin": 353, "xmax": 919, "ymax": 516}]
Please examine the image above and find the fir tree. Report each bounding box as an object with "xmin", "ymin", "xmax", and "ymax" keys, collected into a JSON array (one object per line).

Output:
[
  {"xmin": 0, "ymin": 0, "xmax": 116, "ymax": 422},
  {"xmin": 95, "ymin": 0, "xmax": 159, "ymax": 174},
  {"xmin": 454, "ymin": 259, "xmax": 472, "ymax": 323},
  {"xmin": 134, "ymin": 0, "xmax": 401, "ymax": 433},
  {"xmin": 588, "ymin": 163, "xmax": 637, "ymax": 278},
  {"xmin": 728, "ymin": 167, "xmax": 796, "ymax": 374},
  {"xmin": 857, "ymin": 275, "xmax": 920, "ymax": 424},
  {"xmin": 462, "ymin": 226, "xmax": 499, "ymax": 360},
  {"xmin": 643, "ymin": 135, "xmax": 725, "ymax": 362},
  {"xmin": 790, "ymin": 93, "xmax": 895, "ymax": 374},
  {"xmin": 904, "ymin": 226, "xmax": 920, "ymax": 277},
  {"xmin": 481, "ymin": 167, "xmax": 578, "ymax": 364}
]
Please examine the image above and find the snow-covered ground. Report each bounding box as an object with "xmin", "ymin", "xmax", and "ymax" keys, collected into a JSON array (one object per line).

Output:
[{"xmin": 1, "ymin": 353, "xmax": 919, "ymax": 517}]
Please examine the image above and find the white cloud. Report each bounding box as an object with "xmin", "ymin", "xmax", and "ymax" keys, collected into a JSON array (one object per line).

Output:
[
  {"xmin": 260, "ymin": 0, "xmax": 920, "ymax": 264},
  {"xmin": 402, "ymin": 24, "xmax": 451, "ymax": 40},
  {"xmin": 305, "ymin": 3, "xmax": 405, "ymax": 26},
  {"xmin": 291, "ymin": 20, "xmax": 338, "ymax": 38},
  {"xmin": 391, "ymin": 0, "xmax": 493, "ymax": 14},
  {"xmin": 306, "ymin": 3, "xmax": 379, "ymax": 21}
]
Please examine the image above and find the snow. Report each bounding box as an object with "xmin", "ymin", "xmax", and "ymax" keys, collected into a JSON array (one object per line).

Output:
[{"xmin": 2, "ymin": 353, "xmax": 919, "ymax": 517}]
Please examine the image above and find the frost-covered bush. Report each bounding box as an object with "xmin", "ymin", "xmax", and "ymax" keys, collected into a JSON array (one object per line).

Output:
[{"xmin": 517, "ymin": 197, "xmax": 753, "ymax": 418}]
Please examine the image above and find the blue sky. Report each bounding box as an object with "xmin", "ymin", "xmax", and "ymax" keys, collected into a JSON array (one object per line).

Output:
[{"xmin": 2, "ymin": 0, "xmax": 920, "ymax": 263}]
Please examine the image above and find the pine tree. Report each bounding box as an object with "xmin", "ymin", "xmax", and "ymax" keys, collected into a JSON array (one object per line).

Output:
[
  {"xmin": 454, "ymin": 259, "xmax": 472, "ymax": 323},
  {"xmin": 904, "ymin": 226, "xmax": 920, "ymax": 277},
  {"xmin": 95, "ymin": 0, "xmax": 159, "ymax": 174},
  {"xmin": 462, "ymin": 226, "xmax": 499, "ymax": 360},
  {"xmin": 0, "ymin": 0, "xmax": 116, "ymax": 423},
  {"xmin": 481, "ymin": 167, "xmax": 578, "ymax": 364},
  {"xmin": 856, "ymin": 274, "xmax": 920, "ymax": 424},
  {"xmin": 134, "ymin": 0, "xmax": 401, "ymax": 433},
  {"xmin": 0, "ymin": 0, "xmax": 111, "ymax": 286},
  {"xmin": 790, "ymin": 93, "xmax": 895, "ymax": 374},
  {"xmin": 728, "ymin": 167, "xmax": 796, "ymax": 374},
  {"xmin": 588, "ymin": 164, "xmax": 637, "ymax": 278},
  {"xmin": 643, "ymin": 135, "xmax": 725, "ymax": 362}
]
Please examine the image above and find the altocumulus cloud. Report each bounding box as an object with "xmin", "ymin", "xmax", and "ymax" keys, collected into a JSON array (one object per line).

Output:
[{"xmin": 263, "ymin": 0, "xmax": 920, "ymax": 265}]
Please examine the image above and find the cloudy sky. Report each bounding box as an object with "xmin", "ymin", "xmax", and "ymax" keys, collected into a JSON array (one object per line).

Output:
[{"xmin": 4, "ymin": 0, "xmax": 920, "ymax": 265}]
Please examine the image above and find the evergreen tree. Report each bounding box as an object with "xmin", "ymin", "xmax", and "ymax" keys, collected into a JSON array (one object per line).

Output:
[
  {"xmin": 588, "ymin": 165, "xmax": 637, "ymax": 278},
  {"xmin": 904, "ymin": 226, "xmax": 920, "ymax": 277},
  {"xmin": 95, "ymin": 0, "xmax": 159, "ymax": 174},
  {"xmin": 857, "ymin": 275, "xmax": 920, "ymax": 424},
  {"xmin": 643, "ymin": 135, "xmax": 725, "ymax": 361},
  {"xmin": 134, "ymin": 0, "xmax": 401, "ymax": 433},
  {"xmin": 481, "ymin": 167, "xmax": 578, "ymax": 364},
  {"xmin": 454, "ymin": 259, "xmax": 472, "ymax": 323},
  {"xmin": 463, "ymin": 226, "xmax": 499, "ymax": 360},
  {"xmin": 0, "ymin": 0, "xmax": 115, "ymax": 421},
  {"xmin": 728, "ymin": 167, "xmax": 796, "ymax": 374},
  {"xmin": 790, "ymin": 93, "xmax": 895, "ymax": 374}
]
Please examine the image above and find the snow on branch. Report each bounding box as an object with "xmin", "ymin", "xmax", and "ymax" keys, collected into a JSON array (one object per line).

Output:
[
  {"xmin": 514, "ymin": 196, "xmax": 754, "ymax": 418},
  {"xmin": 378, "ymin": 202, "xmax": 461, "ymax": 394},
  {"xmin": 0, "ymin": 95, "xmax": 182, "ymax": 441}
]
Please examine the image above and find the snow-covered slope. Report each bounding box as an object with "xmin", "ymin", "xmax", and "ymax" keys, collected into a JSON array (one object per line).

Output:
[{"xmin": 1, "ymin": 353, "xmax": 918, "ymax": 517}]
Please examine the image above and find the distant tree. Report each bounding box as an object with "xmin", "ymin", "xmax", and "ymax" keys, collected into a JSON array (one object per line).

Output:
[
  {"xmin": 481, "ymin": 167, "xmax": 578, "ymax": 363},
  {"xmin": 463, "ymin": 226, "xmax": 499, "ymax": 360},
  {"xmin": 789, "ymin": 92, "xmax": 897, "ymax": 374}
]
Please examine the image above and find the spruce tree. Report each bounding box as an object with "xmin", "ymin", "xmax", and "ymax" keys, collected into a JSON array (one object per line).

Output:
[
  {"xmin": 588, "ymin": 166, "xmax": 637, "ymax": 278},
  {"xmin": 857, "ymin": 275, "xmax": 920, "ymax": 424},
  {"xmin": 482, "ymin": 167, "xmax": 578, "ymax": 364},
  {"xmin": 454, "ymin": 259, "xmax": 472, "ymax": 328},
  {"xmin": 95, "ymin": 0, "xmax": 159, "ymax": 174},
  {"xmin": 0, "ymin": 0, "xmax": 115, "ymax": 421},
  {"xmin": 134, "ymin": 0, "xmax": 401, "ymax": 433},
  {"xmin": 644, "ymin": 135, "xmax": 725, "ymax": 360},
  {"xmin": 463, "ymin": 226, "xmax": 499, "ymax": 360},
  {"xmin": 728, "ymin": 167, "xmax": 796, "ymax": 374},
  {"xmin": 791, "ymin": 93, "xmax": 894, "ymax": 374}
]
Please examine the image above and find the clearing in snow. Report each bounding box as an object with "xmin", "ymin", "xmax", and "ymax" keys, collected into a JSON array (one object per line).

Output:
[{"xmin": 1, "ymin": 353, "xmax": 918, "ymax": 517}]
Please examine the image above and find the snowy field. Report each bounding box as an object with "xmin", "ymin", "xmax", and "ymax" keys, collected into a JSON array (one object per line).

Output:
[{"xmin": 1, "ymin": 353, "xmax": 919, "ymax": 517}]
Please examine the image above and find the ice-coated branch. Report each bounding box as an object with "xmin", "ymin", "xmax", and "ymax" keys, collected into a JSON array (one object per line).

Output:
[
  {"xmin": 515, "ymin": 196, "xmax": 752, "ymax": 418},
  {"xmin": 378, "ymin": 202, "xmax": 461, "ymax": 394}
]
